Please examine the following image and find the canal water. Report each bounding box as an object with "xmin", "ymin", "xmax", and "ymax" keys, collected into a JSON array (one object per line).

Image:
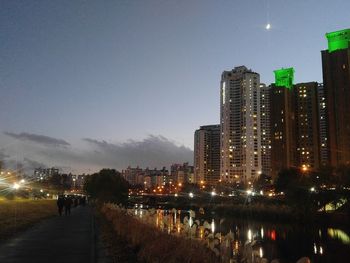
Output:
[{"xmin": 132, "ymin": 206, "xmax": 350, "ymax": 263}]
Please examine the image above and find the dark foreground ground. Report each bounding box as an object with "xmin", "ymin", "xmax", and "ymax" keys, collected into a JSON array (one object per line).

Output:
[{"xmin": 0, "ymin": 206, "xmax": 97, "ymax": 263}]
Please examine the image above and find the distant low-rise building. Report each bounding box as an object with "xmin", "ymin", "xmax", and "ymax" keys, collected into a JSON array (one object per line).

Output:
[
  {"xmin": 33, "ymin": 167, "xmax": 59, "ymax": 181},
  {"xmin": 171, "ymin": 162, "xmax": 194, "ymax": 185}
]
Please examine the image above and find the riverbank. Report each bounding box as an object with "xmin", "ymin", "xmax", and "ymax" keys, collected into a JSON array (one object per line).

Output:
[
  {"xmin": 95, "ymin": 210, "xmax": 140, "ymax": 263},
  {"xmin": 100, "ymin": 203, "xmax": 219, "ymax": 263},
  {"xmin": 0, "ymin": 199, "xmax": 57, "ymax": 241}
]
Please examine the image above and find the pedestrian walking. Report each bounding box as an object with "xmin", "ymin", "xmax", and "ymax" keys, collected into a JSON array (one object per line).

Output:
[
  {"xmin": 64, "ymin": 196, "xmax": 73, "ymax": 215},
  {"xmin": 57, "ymin": 196, "xmax": 65, "ymax": 216}
]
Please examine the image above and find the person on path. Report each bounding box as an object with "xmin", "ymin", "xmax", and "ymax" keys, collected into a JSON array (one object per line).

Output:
[
  {"xmin": 56, "ymin": 196, "xmax": 65, "ymax": 216},
  {"xmin": 64, "ymin": 196, "xmax": 73, "ymax": 215}
]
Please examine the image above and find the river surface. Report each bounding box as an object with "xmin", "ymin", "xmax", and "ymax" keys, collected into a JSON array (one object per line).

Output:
[{"xmin": 133, "ymin": 205, "xmax": 350, "ymax": 263}]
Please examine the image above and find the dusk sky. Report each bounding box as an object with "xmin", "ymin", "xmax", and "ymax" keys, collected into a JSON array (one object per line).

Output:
[{"xmin": 1, "ymin": 0, "xmax": 349, "ymax": 174}]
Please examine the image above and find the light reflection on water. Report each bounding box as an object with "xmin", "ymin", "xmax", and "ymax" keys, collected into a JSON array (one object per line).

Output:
[{"xmin": 130, "ymin": 206, "xmax": 350, "ymax": 263}]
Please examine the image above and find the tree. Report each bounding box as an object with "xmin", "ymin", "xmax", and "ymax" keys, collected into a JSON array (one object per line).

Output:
[
  {"xmin": 253, "ymin": 173, "xmax": 272, "ymax": 190},
  {"xmin": 84, "ymin": 169, "xmax": 129, "ymax": 204},
  {"xmin": 275, "ymin": 168, "xmax": 312, "ymax": 203},
  {"xmin": 310, "ymin": 165, "xmax": 334, "ymax": 186},
  {"xmin": 275, "ymin": 168, "xmax": 301, "ymax": 193},
  {"xmin": 336, "ymin": 165, "xmax": 350, "ymax": 187}
]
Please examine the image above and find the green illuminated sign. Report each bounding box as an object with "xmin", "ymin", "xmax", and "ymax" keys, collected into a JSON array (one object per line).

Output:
[
  {"xmin": 274, "ymin": 68, "xmax": 294, "ymax": 89},
  {"xmin": 326, "ymin": 29, "xmax": 350, "ymax": 53}
]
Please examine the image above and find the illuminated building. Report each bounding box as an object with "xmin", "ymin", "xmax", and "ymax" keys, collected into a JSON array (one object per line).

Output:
[
  {"xmin": 33, "ymin": 167, "xmax": 59, "ymax": 181},
  {"xmin": 271, "ymin": 67, "xmax": 321, "ymax": 176},
  {"xmin": 171, "ymin": 162, "xmax": 195, "ymax": 184},
  {"xmin": 317, "ymin": 83, "xmax": 329, "ymax": 166},
  {"xmin": 220, "ymin": 66, "xmax": 261, "ymax": 184},
  {"xmin": 321, "ymin": 29, "xmax": 350, "ymax": 166},
  {"xmin": 294, "ymin": 82, "xmax": 320, "ymax": 171},
  {"xmin": 260, "ymin": 84, "xmax": 271, "ymax": 176},
  {"xmin": 194, "ymin": 125, "xmax": 220, "ymax": 185},
  {"xmin": 270, "ymin": 81, "xmax": 296, "ymax": 178}
]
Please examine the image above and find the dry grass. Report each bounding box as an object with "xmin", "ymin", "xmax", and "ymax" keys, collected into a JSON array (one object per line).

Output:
[
  {"xmin": 0, "ymin": 199, "xmax": 57, "ymax": 241},
  {"xmin": 101, "ymin": 204, "xmax": 219, "ymax": 263}
]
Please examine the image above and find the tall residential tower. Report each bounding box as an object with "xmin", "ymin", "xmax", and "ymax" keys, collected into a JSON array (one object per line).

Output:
[
  {"xmin": 321, "ymin": 29, "xmax": 350, "ymax": 166},
  {"xmin": 260, "ymin": 84, "xmax": 271, "ymax": 176},
  {"xmin": 194, "ymin": 125, "xmax": 220, "ymax": 185},
  {"xmin": 220, "ymin": 66, "xmax": 261, "ymax": 184}
]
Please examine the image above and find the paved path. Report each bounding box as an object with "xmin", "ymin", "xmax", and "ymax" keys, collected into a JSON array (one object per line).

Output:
[{"xmin": 0, "ymin": 206, "xmax": 95, "ymax": 263}]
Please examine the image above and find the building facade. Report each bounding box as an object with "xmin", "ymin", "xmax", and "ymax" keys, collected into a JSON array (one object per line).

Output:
[
  {"xmin": 321, "ymin": 29, "xmax": 350, "ymax": 167},
  {"xmin": 270, "ymin": 79, "xmax": 322, "ymax": 177},
  {"xmin": 171, "ymin": 162, "xmax": 195, "ymax": 185},
  {"xmin": 317, "ymin": 83, "xmax": 329, "ymax": 166},
  {"xmin": 220, "ymin": 66, "xmax": 262, "ymax": 184},
  {"xmin": 194, "ymin": 125, "xmax": 220, "ymax": 185},
  {"xmin": 270, "ymin": 84, "xmax": 296, "ymax": 178},
  {"xmin": 294, "ymin": 82, "xmax": 320, "ymax": 171},
  {"xmin": 33, "ymin": 167, "xmax": 59, "ymax": 181},
  {"xmin": 260, "ymin": 83, "xmax": 271, "ymax": 176}
]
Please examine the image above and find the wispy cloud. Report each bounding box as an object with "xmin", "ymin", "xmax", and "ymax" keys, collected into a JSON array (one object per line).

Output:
[{"xmin": 4, "ymin": 132, "xmax": 70, "ymax": 147}]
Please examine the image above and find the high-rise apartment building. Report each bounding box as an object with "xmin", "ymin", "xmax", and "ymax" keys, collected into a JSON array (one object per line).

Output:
[
  {"xmin": 294, "ymin": 82, "xmax": 320, "ymax": 171},
  {"xmin": 270, "ymin": 70, "xmax": 322, "ymax": 177},
  {"xmin": 260, "ymin": 84, "xmax": 271, "ymax": 176},
  {"xmin": 194, "ymin": 125, "xmax": 220, "ymax": 185},
  {"xmin": 321, "ymin": 29, "xmax": 350, "ymax": 166},
  {"xmin": 270, "ymin": 83, "xmax": 296, "ymax": 178},
  {"xmin": 220, "ymin": 66, "xmax": 261, "ymax": 184},
  {"xmin": 317, "ymin": 83, "xmax": 329, "ymax": 166}
]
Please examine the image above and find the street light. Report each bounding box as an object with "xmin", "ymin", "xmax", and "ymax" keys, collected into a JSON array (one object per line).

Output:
[
  {"xmin": 12, "ymin": 183, "xmax": 20, "ymax": 190},
  {"xmin": 301, "ymin": 164, "xmax": 308, "ymax": 172},
  {"xmin": 189, "ymin": 192, "xmax": 194, "ymax": 198}
]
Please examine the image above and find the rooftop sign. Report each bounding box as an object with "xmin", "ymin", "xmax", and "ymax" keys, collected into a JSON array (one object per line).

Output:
[
  {"xmin": 274, "ymin": 67, "xmax": 294, "ymax": 89},
  {"xmin": 326, "ymin": 29, "xmax": 350, "ymax": 53}
]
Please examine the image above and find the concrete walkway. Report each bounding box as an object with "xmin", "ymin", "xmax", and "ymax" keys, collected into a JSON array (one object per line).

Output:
[{"xmin": 0, "ymin": 206, "xmax": 95, "ymax": 263}]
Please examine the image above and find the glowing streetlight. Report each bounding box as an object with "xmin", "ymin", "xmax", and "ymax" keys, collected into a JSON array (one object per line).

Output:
[
  {"xmin": 189, "ymin": 192, "xmax": 194, "ymax": 198},
  {"xmin": 12, "ymin": 183, "xmax": 20, "ymax": 190},
  {"xmin": 20, "ymin": 179, "xmax": 25, "ymax": 184},
  {"xmin": 301, "ymin": 164, "xmax": 308, "ymax": 172},
  {"xmin": 265, "ymin": 23, "xmax": 271, "ymax": 30},
  {"xmin": 211, "ymin": 191, "xmax": 216, "ymax": 197}
]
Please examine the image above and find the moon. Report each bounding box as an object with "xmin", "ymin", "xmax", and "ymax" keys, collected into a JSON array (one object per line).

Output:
[{"xmin": 265, "ymin": 23, "xmax": 271, "ymax": 30}]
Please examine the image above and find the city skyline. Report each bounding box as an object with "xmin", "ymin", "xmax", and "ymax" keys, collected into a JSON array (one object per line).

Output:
[{"xmin": 1, "ymin": 1, "xmax": 350, "ymax": 173}]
